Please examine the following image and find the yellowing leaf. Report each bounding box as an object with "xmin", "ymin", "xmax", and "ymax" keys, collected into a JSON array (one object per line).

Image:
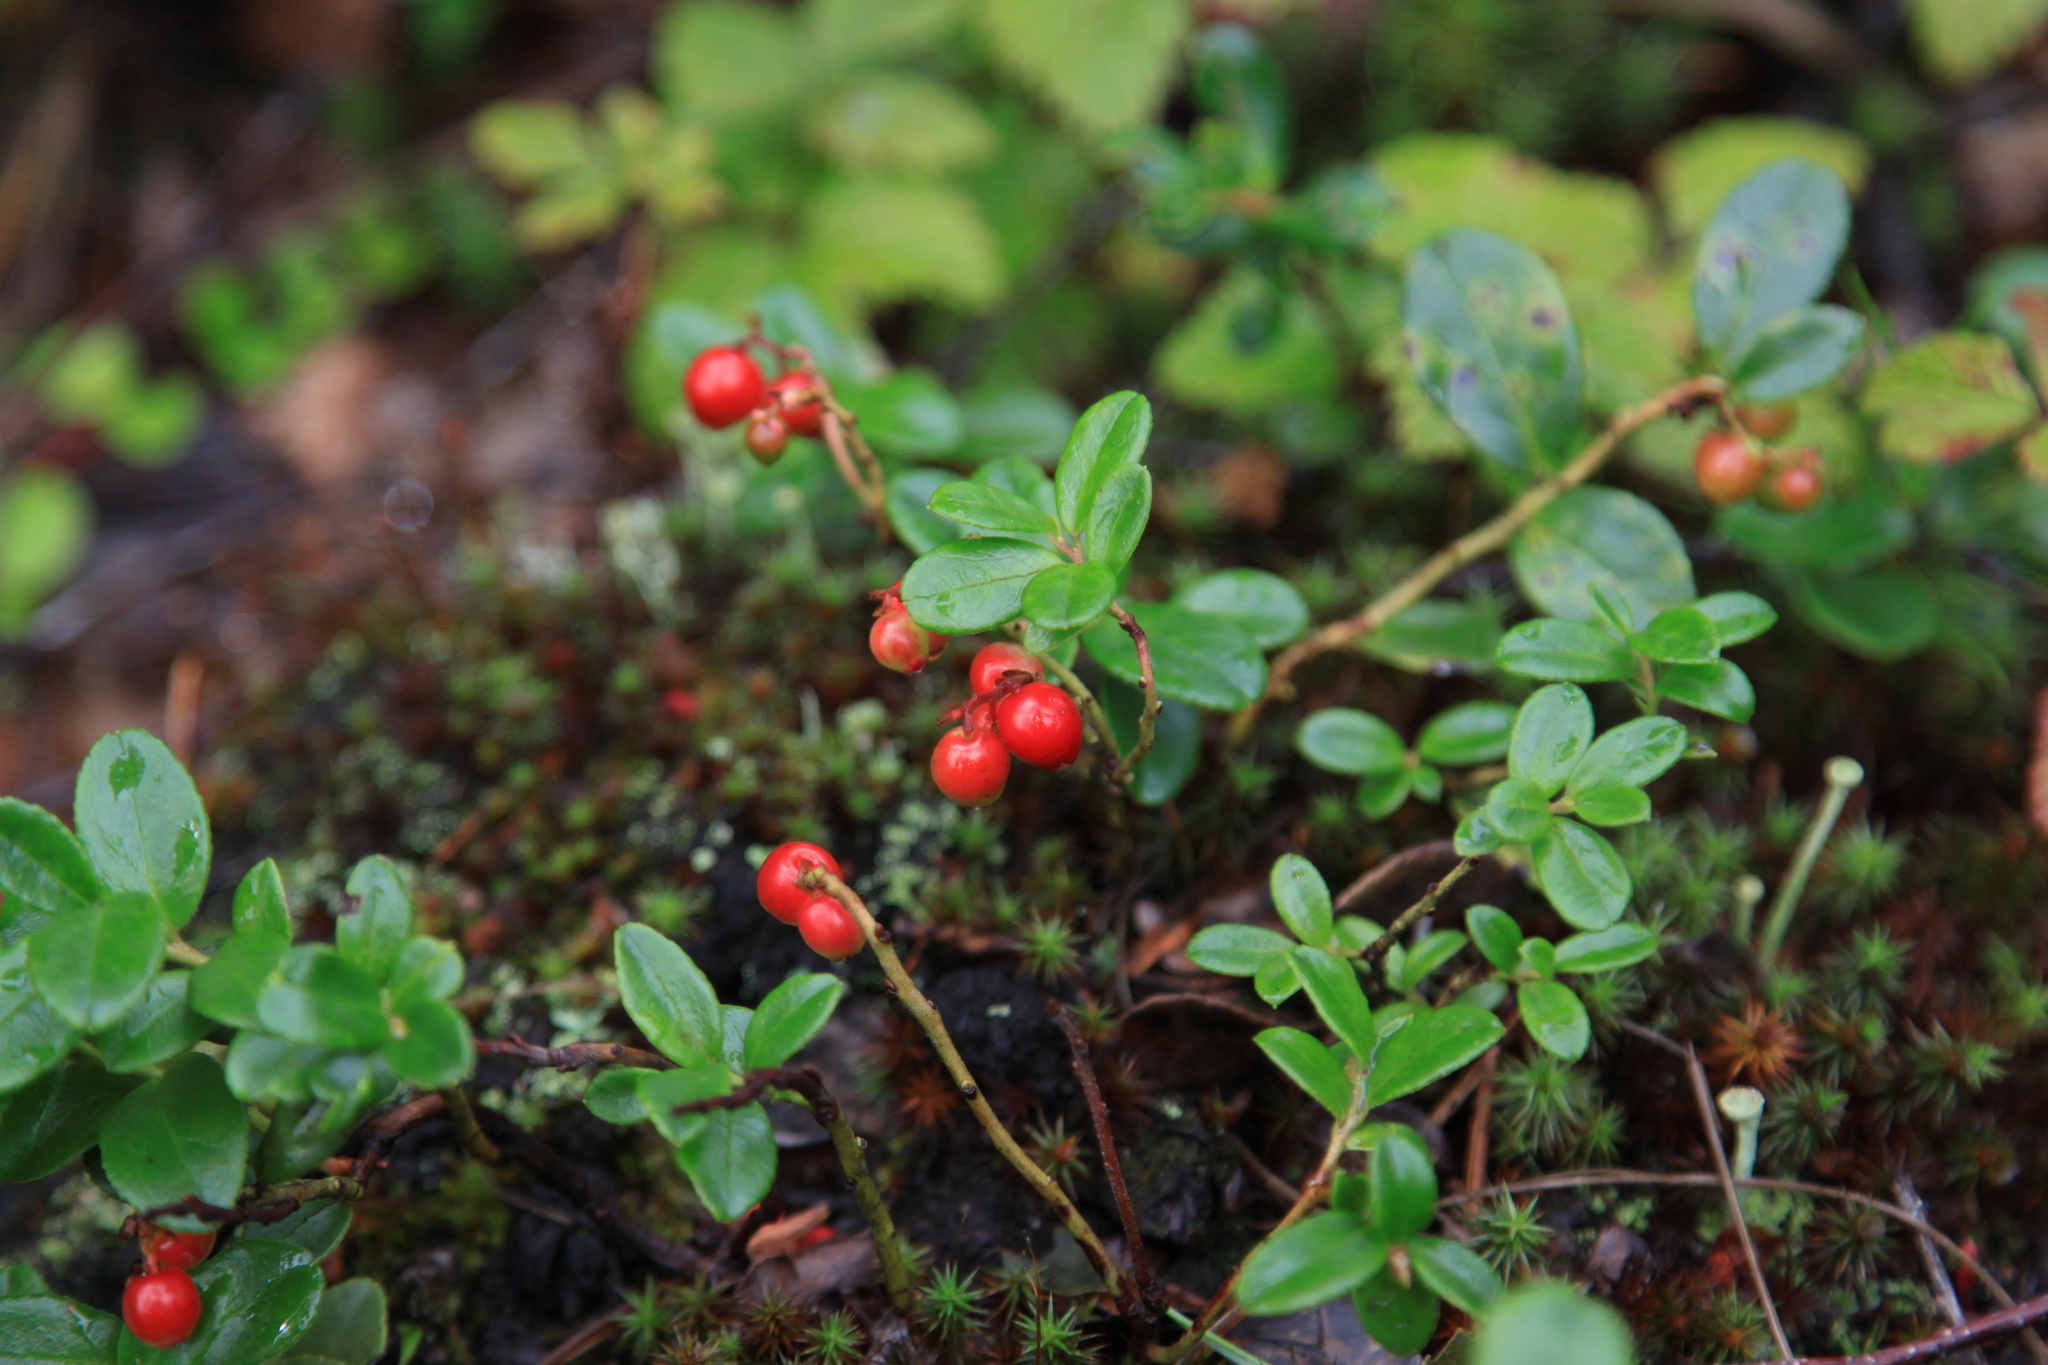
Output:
[
  {"xmin": 1863, "ymin": 331, "xmax": 2041, "ymax": 463},
  {"xmin": 802, "ymin": 179, "xmax": 1005, "ymax": 311},
  {"xmin": 1908, "ymin": 0, "xmax": 2048, "ymax": 84},
  {"xmin": 655, "ymin": 0, "xmax": 802, "ymax": 121},
  {"xmin": 977, "ymin": 0, "xmax": 1190, "ymax": 136},
  {"xmin": 469, "ymin": 100, "xmax": 598, "ymax": 188},
  {"xmin": 1652, "ymin": 117, "xmax": 1869, "ymax": 240},
  {"xmin": 809, "ymin": 73, "xmax": 998, "ymax": 174}
]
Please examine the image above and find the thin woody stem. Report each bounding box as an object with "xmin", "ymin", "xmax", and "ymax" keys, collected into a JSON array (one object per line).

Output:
[
  {"xmin": 1231, "ymin": 374, "xmax": 1733, "ymax": 743},
  {"xmin": 1356, "ymin": 858, "xmax": 1478, "ymax": 967},
  {"xmin": 802, "ymin": 870, "xmax": 1125, "ymax": 1302},
  {"xmin": 1034, "ymin": 644, "xmax": 1122, "ymax": 771},
  {"xmin": 1107, "ymin": 602, "xmax": 1160, "ymax": 780},
  {"xmin": 1051, "ymin": 1000, "xmax": 1162, "ymax": 1321},
  {"xmin": 440, "ymin": 1086, "xmax": 502, "ymax": 1165},
  {"xmin": 819, "ymin": 410, "xmax": 886, "ymax": 520}
]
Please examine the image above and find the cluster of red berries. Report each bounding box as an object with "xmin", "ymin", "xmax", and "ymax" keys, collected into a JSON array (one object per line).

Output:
[
  {"xmin": 1693, "ymin": 404, "xmax": 1822, "ymax": 511},
  {"xmin": 122, "ymin": 1225, "xmax": 214, "ymax": 1348},
  {"xmin": 929, "ymin": 643, "xmax": 1084, "ymax": 808},
  {"xmin": 683, "ymin": 344, "xmax": 824, "ymax": 465},
  {"xmin": 757, "ymin": 842, "xmax": 863, "ymax": 961},
  {"xmin": 869, "ymin": 580, "xmax": 947, "ymax": 675}
]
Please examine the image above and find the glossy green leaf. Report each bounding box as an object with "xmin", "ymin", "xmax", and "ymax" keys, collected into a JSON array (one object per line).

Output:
[
  {"xmin": 1355, "ymin": 770, "xmax": 1411, "ymax": 821},
  {"xmin": 1554, "ymin": 923, "xmax": 1659, "ymax": 973},
  {"xmin": 1693, "ymin": 591, "xmax": 1778, "ymax": 647},
  {"xmin": 257, "ymin": 947, "xmax": 388, "ymax": 1052},
  {"xmin": 0, "ymin": 1060, "xmax": 140, "ymax": 1182},
  {"xmin": 1269, "ymin": 854, "xmax": 1334, "ymax": 948},
  {"xmin": 339, "ymin": 856, "xmax": 410, "ymax": 983},
  {"xmin": 382, "ymin": 998, "xmax": 473, "ymax": 1088},
  {"xmin": 1482, "ymin": 777, "xmax": 1554, "ymax": 843},
  {"xmin": 1053, "ymin": 391, "xmax": 1151, "ymax": 533},
  {"xmin": 242, "ymin": 1200, "xmax": 352, "ymax": 1262},
  {"xmin": 927, "ymin": 481, "xmax": 1053, "ymax": 534},
  {"xmin": 0, "ymin": 1294, "xmax": 119, "ymax": 1364},
  {"xmin": 1411, "ymin": 765, "xmax": 1443, "ymax": 804},
  {"xmin": 1532, "ymin": 821, "xmax": 1631, "ymax": 930},
  {"xmin": 1, "ymin": 1262, "xmax": 46, "ymax": 1296},
  {"xmin": 1353, "ymin": 1267, "xmax": 1440, "ymax": 1355},
  {"xmin": 1021, "ymin": 562, "xmax": 1116, "ymax": 632},
  {"xmin": 1397, "ymin": 932, "xmax": 1467, "ymax": 993},
  {"xmin": 387, "ymin": 936, "xmax": 463, "ymax": 1006},
  {"xmin": 1173, "ymin": 569, "xmax": 1309, "ymax": 649},
  {"xmin": 1495, "ymin": 618, "xmax": 1635, "ymax": 682},
  {"xmin": 0, "ymin": 942, "xmax": 77, "ymax": 1094},
  {"xmin": 120, "ymin": 1237, "xmax": 323, "ymax": 1365},
  {"xmin": 1367, "ymin": 1005, "xmax": 1504, "ymax": 1105},
  {"xmin": 1715, "ymin": 491, "xmax": 1912, "ymax": 575},
  {"xmin": 1508, "ymin": 684, "xmax": 1594, "ymax": 795},
  {"xmin": 1694, "ymin": 158, "xmax": 1851, "ymax": 366},
  {"xmin": 677, "ymin": 1102, "xmax": 777, "ymax": 1222},
  {"xmin": 1255, "ymin": 1026, "xmax": 1354, "ymax": 1119},
  {"xmin": 1081, "ymin": 604, "xmax": 1267, "ymax": 710},
  {"xmin": 1628, "ymin": 607, "xmax": 1719, "ymax": 666},
  {"xmin": 960, "ymin": 387, "xmax": 1075, "ymax": 464},
  {"xmin": 1295, "ymin": 709, "xmax": 1405, "ymax": 776},
  {"xmin": 1291, "ymin": 946, "xmax": 1377, "ymax": 1063},
  {"xmin": 1368, "ymin": 1126, "xmax": 1438, "ymax": 1240},
  {"xmin": 281, "ymin": 1278, "xmax": 384, "ymax": 1365},
  {"xmin": 28, "ymin": 891, "xmax": 163, "ymax": 1033},
  {"xmin": 1731, "ymin": 303, "xmax": 1864, "ymax": 400},
  {"xmin": 1510, "ymin": 487, "xmax": 1695, "ymax": 626},
  {"xmin": 1405, "ymin": 228, "xmax": 1583, "ymax": 471},
  {"xmin": 1519, "ymin": 980, "xmax": 1591, "ymax": 1060},
  {"xmin": 841, "ymin": 368, "xmax": 963, "ymax": 459},
  {"xmin": 1466, "ymin": 905, "xmax": 1523, "ymax": 973},
  {"xmin": 1474, "ymin": 1281, "xmax": 1633, "ymax": 1365},
  {"xmin": 1416, "ymin": 701, "xmax": 1516, "ymax": 767},
  {"xmin": 743, "ymin": 973, "xmax": 843, "ymax": 1070},
  {"xmin": 73, "ymin": 729, "xmax": 210, "ymax": 930},
  {"xmin": 1100, "ymin": 674, "xmax": 1198, "ymax": 806},
  {"xmin": 1781, "ymin": 565, "xmax": 1939, "ymax": 662},
  {"xmin": 0, "ymin": 796, "xmax": 100, "ymax": 924},
  {"xmin": 101, "ymin": 1053, "xmax": 247, "ymax": 1232},
  {"xmin": 189, "ymin": 930, "xmax": 288, "ymax": 1031},
  {"xmin": 1656, "ymin": 659, "xmax": 1757, "ymax": 722},
  {"xmin": 584, "ymin": 1067, "xmax": 655, "ymax": 1124},
  {"xmin": 1519, "ymin": 938, "xmax": 1559, "ymax": 979},
  {"xmin": 901, "ymin": 537, "xmax": 1065, "ymax": 634},
  {"xmin": 885, "ymin": 469, "xmax": 965, "ymax": 555},
  {"xmin": 1410, "ymin": 1236, "xmax": 1501, "ymax": 1314},
  {"xmin": 224, "ymin": 1033, "xmax": 321, "ymax": 1105},
  {"xmin": 615, "ymin": 923, "xmax": 721, "ymax": 1069},
  {"xmin": 1082, "ymin": 464, "xmax": 1151, "ymax": 569},
  {"xmin": 1569, "ymin": 784, "xmax": 1651, "ymax": 827},
  {"xmin": 1253, "ymin": 951, "xmax": 1302, "ymax": 1006},
  {"xmin": 230, "ymin": 859, "xmax": 291, "ymax": 939},
  {"xmin": 1588, "ymin": 582, "xmax": 1637, "ymax": 636},
  {"xmin": 1187, "ymin": 925, "xmax": 1295, "ymax": 976},
  {"xmin": 1453, "ymin": 806, "xmax": 1508, "ymax": 858},
  {"xmin": 95, "ymin": 971, "xmax": 208, "ymax": 1073},
  {"xmin": 1361, "ymin": 597, "xmax": 1503, "ymax": 673},
  {"xmin": 1235, "ymin": 1212, "xmax": 1386, "ymax": 1316},
  {"xmin": 1568, "ymin": 716, "xmax": 1688, "ymax": 791}
]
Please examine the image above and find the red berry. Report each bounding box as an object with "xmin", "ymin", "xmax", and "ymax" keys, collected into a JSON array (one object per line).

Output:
[
  {"xmin": 796, "ymin": 895, "xmax": 865, "ymax": 961},
  {"xmin": 1770, "ymin": 455, "xmax": 1824, "ymax": 512},
  {"xmin": 1737, "ymin": 403, "xmax": 1796, "ymax": 439},
  {"xmin": 1693, "ymin": 431, "xmax": 1765, "ymax": 505},
  {"xmin": 769, "ymin": 373, "xmax": 824, "ymax": 437},
  {"xmin": 932, "ymin": 723, "xmax": 1010, "ymax": 807},
  {"xmin": 968, "ymin": 642, "xmax": 1043, "ymax": 695},
  {"xmin": 684, "ymin": 346, "xmax": 767, "ymax": 430},
  {"xmin": 140, "ymin": 1226, "xmax": 215, "ymax": 1272},
  {"xmin": 124, "ymin": 1268, "xmax": 202, "ymax": 1349},
  {"xmin": 757, "ymin": 842, "xmax": 843, "ymax": 925},
  {"xmin": 870, "ymin": 608, "xmax": 934, "ymax": 674},
  {"xmin": 995, "ymin": 682, "xmax": 1084, "ymax": 771},
  {"xmin": 662, "ymin": 688, "xmax": 699, "ymax": 722},
  {"xmin": 745, "ymin": 413, "xmax": 790, "ymax": 464}
]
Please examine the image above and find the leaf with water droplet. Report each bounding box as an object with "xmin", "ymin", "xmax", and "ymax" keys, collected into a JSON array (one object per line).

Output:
[{"xmin": 73, "ymin": 730, "xmax": 211, "ymax": 930}]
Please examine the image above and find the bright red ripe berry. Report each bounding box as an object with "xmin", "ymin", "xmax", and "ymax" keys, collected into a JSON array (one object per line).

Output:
[
  {"xmin": 769, "ymin": 374, "xmax": 824, "ymax": 437},
  {"xmin": 995, "ymin": 682, "xmax": 1084, "ymax": 770},
  {"xmin": 124, "ymin": 1268, "xmax": 202, "ymax": 1349},
  {"xmin": 871, "ymin": 608, "xmax": 934, "ymax": 674},
  {"xmin": 932, "ymin": 723, "xmax": 1010, "ymax": 807},
  {"xmin": 758, "ymin": 842, "xmax": 843, "ymax": 925},
  {"xmin": 1770, "ymin": 456, "xmax": 1824, "ymax": 512},
  {"xmin": 796, "ymin": 895, "xmax": 864, "ymax": 961},
  {"xmin": 1693, "ymin": 431, "xmax": 1765, "ymax": 505},
  {"xmin": 968, "ymin": 642, "xmax": 1043, "ymax": 695},
  {"xmin": 745, "ymin": 413, "xmax": 790, "ymax": 464},
  {"xmin": 140, "ymin": 1226, "xmax": 215, "ymax": 1272},
  {"xmin": 684, "ymin": 346, "xmax": 767, "ymax": 430}
]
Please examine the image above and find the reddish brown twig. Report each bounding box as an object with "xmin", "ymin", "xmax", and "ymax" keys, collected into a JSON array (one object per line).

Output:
[
  {"xmin": 1685, "ymin": 1043, "xmax": 1793, "ymax": 1359},
  {"xmin": 1050, "ymin": 1000, "xmax": 1162, "ymax": 1323},
  {"xmin": 477, "ymin": 1037, "xmax": 674, "ymax": 1071},
  {"xmin": 1356, "ymin": 858, "xmax": 1478, "ymax": 967},
  {"xmin": 140, "ymin": 1177, "xmax": 367, "ymax": 1230}
]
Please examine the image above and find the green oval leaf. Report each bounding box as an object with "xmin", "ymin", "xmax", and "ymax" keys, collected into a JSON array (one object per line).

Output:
[
  {"xmin": 1532, "ymin": 821, "xmax": 1631, "ymax": 930},
  {"xmin": 1054, "ymin": 391, "xmax": 1152, "ymax": 532},
  {"xmin": 677, "ymin": 1102, "xmax": 777, "ymax": 1222},
  {"xmin": 1356, "ymin": 770, "xmax": 1412, "ymax": 821},
  {"xmin": 1656, "ymin": 658, "xmax": 1757, "ymax": 722},
  {"xmin": 1473, "ymin": 1282, "xmax": 1633, "ymax": 1365},
  {"xmin": 1083, "ymin": 464, "xmax": 1152, "ymax": 568},
  {"xmin": 1508, "ymin": 684, "xmax": 1594, "ymax": 795},
  {"xmin": 1694, "ymin": 158, "xmax": 1851, "ymax": 367},
  {"xmin": 928, "ymin": 480, "xmax": 1053, "ymax": 534},
  {"xmin": 1732, "ymin": 303, "xmax": 1864, "ymax": 400},
  {"xmin": 1270, "ymin": 854, "xmax": 1334, "ymax": 948},
  {"xmin": 1367, "ymin": 1005, "xmax": 1504, "ymax": 1106},
  {"xmin": 1569, "ymin": 716, "xmax": 1688, "ymax": 791},
  {"xmin": 0, "ymin": 1060, "xmax": 140, "ymax": 1183},
  {"xmin": 1295, "ymin": 708, "xmax": 1405, "ymax": 776},
  {"xmin": 616, "ymin": 924, "xmax": 721, "ymax": 1069},
  {"xmin": 1518, "ymin": 979, "xmax": 1591, "ymax": 1060},
  {"xmin": 1173, "ymin": 569, "xmax": 1309, "ymax": 649},
  {"xmin": 382, "ymin": 998, "xmax": 474, "ymax": 1088},
  {"xmin": 0, "ymin": 796, "xmax": 100, "ymax": 928},
  {"xmin": 1188, "ymin": 924, "xmax": 1295, "ymax": 976},
  {"xmin": 101, "ymin": 1052, "xmax": 247, "ymax": 1231},
  {"xmin": 1693, "ymin": 591, "xmax": 1778, "ymax": 647},
  {"xmin": 1369, "ymin": 1126, "xmax": 1438, "ymax": 1240},
  {"xmin": 1254, "ymin": 951, "xmax": 1302, "ymax": 1006},
  {"xmin": 257, "ymin": 947, "xmax": 388, "ymax": 1052},
  {"xmin": 1781, "ymin": 565, "xmax": 1938, "ymax": 662},
  {"xmin": 339, "ymin": 856, "xmax": 410, "ymax": 984},
  {"xmin": 1554, "ymin": 923, "xmax": 1659, "ymax": 973},
  {"xmin": 74, "ymin": 730, "xmax": 210, "ymax": 931},
  {"xmin": 94, "ymin": 971, "xmax": 208, "ymax": 1073},
  {"xmin": 120, "ymin": 1237, "xmax": 323, "ymax": 1365},
  {"xmin": 1495, "ymin": 618, "xmax": 1635, "ymax": 682},
  {"xmin": 744, "ymin": 973, "xmax": 844, "ymax": 1070},
  {"xmin": 1510, "ymin": 486, "xmax": 1694, "ymax": 626},
  {"xmin": 1254, "ymin": 1026, "xmax": 1353, "ymax": 1119},
  {"xmin": 1021, "ymin": 561, "xmax": 1117, "ymax": 631},
  {"xmin": 1409, "ymin": 1236, "xmax": 1501, "ymax": 1315},
  {"xmin": 388, "ymin": 936, "xmax": 463, "ymax": 1007},
  {"xmin": 240, "ymin": 1200, "xmax": 353, "ymax": 1262},
  {"xmin": 0, "ymin": 1295, "xmax": 119, "ymax": 1364},
  {"xmin": 283, "ymin": 1277, "xmax": 385, "ymax": 1365},
  {"xmin": 1416, "ymin": 701, "xmax": 1516, "ymax": 767},
  {"xmin": 1292, "ymin": 946, "xmax": 1377, "ymax": 1063},
  {"xmin": 230, "ymin": 859, "xmax": 291, "ymax": 939},
  {"xmin": 1236, "ymin": 1212, "xmax": 1387, "ymax": 1316},
  {"xmin": 1081, "ymin": 603, "xmax": 1267, "ymax": 709},
  {"xmin": 1483, "ymin": 777, "xmax": 1555, "ymax": 843},
  {"xmin": 886, "ymin": 468, "xmax": 966, "ymax": 554},
  {"xmin": 841, "ymin": 368, "xmax": 963, "ymax": 459},
  {"xmin": 28, "ymin": 891, "xmax": 164, "ymax": 1033},
  {"xmin": 189, "ymin": 930, "xmax": 288, "ymax": 1031},
  {"xmin": 1628, "ymin": 606, "xmax": 1719, "ymax": 666},
  {"xmin": 0, "ymin": 942, "xmax": 77, "ymax": 1093},
  {"xmin": 902, "ymin": 537, "xmax": 1066, "ymax": 633},
  {"xmin": 1353, "ymin": 1267, "xmax": 1439, "ymax": 1355},
  {"xmin": 1465, "ymin": 905, "xmax": 1523, "ymax": 973},
  {"xmin": 585, "ymin": 1067, "xmax": 656, "ymax": 1125},
  {"xmin": 1569, "ymin": 784, "xmax": 1651, "ymax": 827}
]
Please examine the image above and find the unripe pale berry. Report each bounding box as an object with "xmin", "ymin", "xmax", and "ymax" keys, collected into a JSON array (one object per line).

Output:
[
  {"xmin": 684, "ymin": 346, "xmax": 767, "ymax": 430},
  {"xmin": 968, "ymin": 642, "xmax": 1043, "ymax": 695},
  {"xmin": 746, "ymin": 413, "xmax": 790, "ymax": 464},
  {"xmin": 758, "ymin": 842, "xmax": 842, "ymax": 925},
  {"xmin": 995, "ymin": 682, "xmax": 1084, "ymax": 771},
  {"xmin": 140, "ymin": 1227, "xmax": 215, "ymax": 1272},
  {"xmin": 124, "ymin": 1268, "xmax": 202, "ymax": 1349},
  {"xmin": 871, "ymin": 608, "xmax": 934, "ymax": 674},
  {"xmin": 1737, "ymin": 403, "xmax": 1796, "ymax": 439},
  {"xmin": 932, "ymin": 724, "xmax": 1010, "ymax": 807},
  {"xmin": 1694, "ymin": 431, "xmax": 1765, "ymax": 505},
  {"xmin": 768, "ymin": 373, "xmax": 824, "ymax": 437},
  {"xmin": 796, "ymin": 895, "xmax": 864, "ymax": 960}
]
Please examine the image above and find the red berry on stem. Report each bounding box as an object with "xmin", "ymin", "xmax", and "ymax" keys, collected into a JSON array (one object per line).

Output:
[
  {"xmin": 995, "ymin": 682, "xmax": 1084, "ymax": 770},
  {"xmin": 140, "ymin": 1226, "xmax": 215, "ymax": 1272},
  {"xmin": 968, "ymin": 642, "xmax": 1043, "ymax": 695},
  {"xmin": 769, "ymin": 373, "xmax": 824, "ymax": 437},
  {"xmin": 796, "ymin": 895, "xmax": 865, "ymax": 961},
  {"xmin": 1737, "ymin": 403, "xmax": 1796, "ymax": 439},
  {"xmin": 932, "ymin": 723, "xmax": 1010, "ymax": 807},
  {"xmin": 1770, "ymin": 455, "xmax": 1823, "ymax": 512},
  {"xmin": 124, "ymin": 1268, "xmax": 202, "ymax": 1349},
  {"xmin": 745, "ymin": 413, "xmax": 790, "ymax": 464},
  {"xmin": 870, "ymin": 608, "xmax": 934, "ymax": 674},
  {"xmin": 758, "ymin": 842, "xmax": 843, "ymax": 925},
  {"xmin": 683, "ymin": 346, "xmax": 767, "ymax": 429},
  {"xmin": 1693, "ymin": 431, "xmax": 1765, "ymax": 505}
]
